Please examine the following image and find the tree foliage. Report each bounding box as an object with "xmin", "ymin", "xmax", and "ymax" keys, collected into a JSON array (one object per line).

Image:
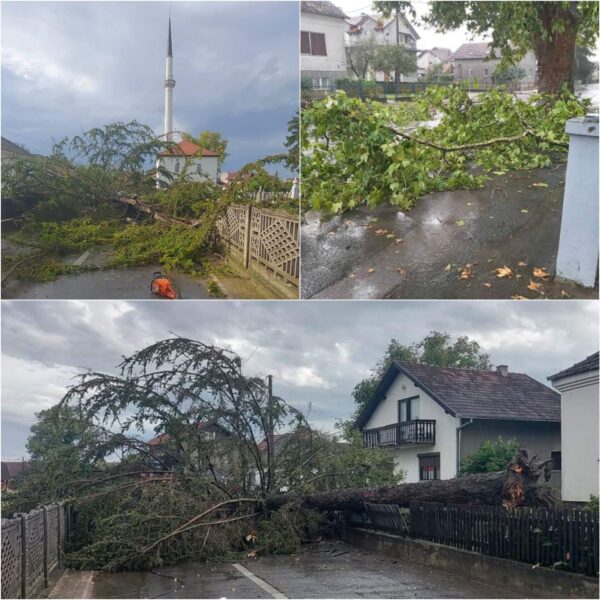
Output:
[
  {"xmin": 301, "ymin": 86, "xmax": 589, "ymax": 213},
  {"xmin": 182, "ymin": 130, "xmax": 229, "ymax": 169},
  {"xmin": 460, "ymin": 437, "xmax": 519, "ymax": 475},
  {"xmin": 351, "ymin": 331, "xmax": 492, "ymax": 412},
  {"xmin": 7, "ymin": 337, "xmax": 398, "ymax": 570},
  {"xmin": 347, "ymin": 37, "xmax": 379, "ymax": 79},
  {"xmin": 371, "ymin": 44, "xmax": 417, "ymax": 80}
]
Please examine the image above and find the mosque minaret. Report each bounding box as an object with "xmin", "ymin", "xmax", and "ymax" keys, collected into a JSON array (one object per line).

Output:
[{"xmin": 164, "ymin": 18, "xmax": 175, "ymax": 141}]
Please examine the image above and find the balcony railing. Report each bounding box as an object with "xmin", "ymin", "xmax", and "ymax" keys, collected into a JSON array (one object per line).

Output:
[{"xmin": 363, "ymin": 420, "xmax": 436, "ymax": 448}]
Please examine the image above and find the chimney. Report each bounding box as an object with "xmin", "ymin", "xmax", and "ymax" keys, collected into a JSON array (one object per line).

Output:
[{"xmin": 496, "ymin": 365, "xmax": 509, "ymax": 377}]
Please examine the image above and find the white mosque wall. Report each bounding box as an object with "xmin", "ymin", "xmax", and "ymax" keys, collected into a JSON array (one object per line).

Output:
[{"xmin": 156, "ymin": 156, "xmax": 218, "ymax": 186}]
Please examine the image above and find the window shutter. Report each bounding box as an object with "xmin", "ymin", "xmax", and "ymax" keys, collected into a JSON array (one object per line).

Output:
[
  {"xmin": 310, "ymin": 33, "xmax": 327, "ymax": 56},
  {"xmin": 300, "ymin": 31, "xmax": 311, "ymax": 54}
]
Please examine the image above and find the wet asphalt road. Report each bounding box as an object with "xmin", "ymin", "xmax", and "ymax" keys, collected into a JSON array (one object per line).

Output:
[
  {"xmin": 301, "ymin": 166, "xmax": 598, "ymax": 300},
  {"xmin": 51, "ymin": 541, "xmax": 522, "ymax": 599},
  {"xmin": 2, "ymin": 264, "xmax": 211, "ymax": 300}
]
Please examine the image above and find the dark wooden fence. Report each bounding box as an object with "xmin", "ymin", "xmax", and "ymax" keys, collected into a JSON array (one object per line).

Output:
[
  {"xmin": 345, "ymin": 501, "xmax": 599, "ymax": 576},
  {"xmin": 1, "ymin": 502, "xmax": 71, "ymax": 598}
]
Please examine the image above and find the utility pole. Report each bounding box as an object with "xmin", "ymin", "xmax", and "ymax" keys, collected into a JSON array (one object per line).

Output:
[{"xmin": 266, "ymin": 374, "xmax": 274, "ymax": 491}]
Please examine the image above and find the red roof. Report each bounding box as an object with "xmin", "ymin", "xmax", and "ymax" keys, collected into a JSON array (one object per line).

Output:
[{"xmin": 160, "ymin": 140, "xmax": 220, "ymax": 157}]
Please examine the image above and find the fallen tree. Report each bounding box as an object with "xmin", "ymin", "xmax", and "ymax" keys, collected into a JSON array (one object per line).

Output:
[{"xmin": 267, "ymin": 446, "xmax": 555, "ymax": 511}]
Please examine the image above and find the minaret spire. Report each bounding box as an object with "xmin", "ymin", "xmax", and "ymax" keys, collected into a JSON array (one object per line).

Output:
[
  {"xmin": 164, "ymin": 17, "xmax": 175, "ymax": 141},
  {"xmin": 167, "ymin": 17, "xmax": 173, "ymax": 57}
]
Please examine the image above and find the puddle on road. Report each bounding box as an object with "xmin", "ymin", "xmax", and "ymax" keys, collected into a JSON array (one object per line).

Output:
[{"xmin": 2, "ymin": 264, "xmax": 210, "ymax": 300}]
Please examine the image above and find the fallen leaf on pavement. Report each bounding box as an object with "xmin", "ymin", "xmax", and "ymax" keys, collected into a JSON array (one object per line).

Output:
[
  {"xmin": 561, "ymin": 289, "xmax": 572, "ymax": 298},
  {"xmin": 396, "ymin": 267, "xmax": 406, "ymax": 276},
  {"xmin": 521, "ymin": 209, "xmax": 529, "ymax": 213},
  {"xmin": 459, "ymin": 266, "xmax": 473, "ymax": 280},
  {"xmin": 375, "ymin": 228, "xmax": 388, "ymax": 235},
  {"xmin": 527, "ymin": 279, "xmax": 544, "ymax": 293},
  {"xmin": 247, "ymin": 550, "xmax": 257, "ymax": 559},
  {"xmin": 483, "ymin": 282, "xmax": 492, "ymax": 288},
  {"xmin": 455, "ymin": 220, "xmax": 465, "ymax": 226},
  {"xmin": 395, "ymin": 238, "xmax": 404, "ymax": 244},
  {"xmin": 444, "ymin": 264, "xmax": 452, "ymax": 271},
  {"xmin": 531, "ymin": 182, "xmax": 549, "ymax": 188},
  {"xmin": 367, "ymin": 268, "xmax": 375, "ymax": 273},
  {"xmin": 495, "ymin": 266, "xmax": 513, "ymax": 278},
  {"xmin": 386, "ymin": 233, "xmax": 395, "ymax": 239},
  {"xmin": 511, "ymin": 295, "xmax": 528, "ymax": 300},
  {"xmin": 493, "ymin": 171, "xmax": 506, "ymax": 176},
  {"xmin": 533, "ymin": 267, "xmax": 550, "ymax": 281},
  {"xmin": 518, "ymin": 261, "xmax": 528, "ymax": 267}
]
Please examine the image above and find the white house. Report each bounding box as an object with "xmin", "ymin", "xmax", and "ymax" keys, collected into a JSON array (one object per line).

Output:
[
  {"xmin": 155, "ymin": 140, "xmax": 220, "ymax": 187},
  {"xmin": 549, "ymin": 352, "xmax": 599, "ymax": 503},
  {"xmin": 355, "ymin": 362, "xmax": 561, "ymax": 484},
  {"xmin": 301, "ymin": 1, "xmax": 348, "ymax": 89},
  {"xmin": 346, "ymin": 13, "xmax": 420, "ymax": 82},
  {"xmin": 417, "ymin": 47, "xmax": 453, "ymax": 77}
]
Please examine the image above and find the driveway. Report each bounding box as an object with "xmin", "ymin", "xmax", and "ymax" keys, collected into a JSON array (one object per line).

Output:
[
  {"xmin": 301, "ymin": 166, "xmax": 598, "ymax": 300},
  {"xmin": 50, "ymin": 541, "xmax": 521, "ymax": 599}
]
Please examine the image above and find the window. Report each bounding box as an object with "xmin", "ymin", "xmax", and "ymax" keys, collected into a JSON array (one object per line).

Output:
[
  {"xmin": 419, "ymin": 453, "xmax": 440, "ymax": 480},
  {"xmin": 196, "ymin": 162, "xmax": 203, "ymax": 174},
  {"xmin": 484, "ymin": 68, "xmax": 489, "ymax": 76},
  {"xmin": 301, "ymin": 31, "xmax": 327, "ymax": 56},
  {"xmin": 398, "ymin": 396, "xmax": 419, "ymax": 423},
  {"xmin": 311, "ymin": 77, "xmax": 331, "ymax": 90},
  {"xmin": 551, "ymin": 451, "xmax": 562, "ymax": 470},
  {"xmin": 174, "ymin": 160, "xmax": 180, "ymax": 174}
]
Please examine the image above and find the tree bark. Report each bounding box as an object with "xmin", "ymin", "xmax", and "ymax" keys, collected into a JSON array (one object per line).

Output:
[
  {"xmin": 266, "ymin": 446, "xmax": 555, "ymax": 511},
  {"xmin": 535, "ymin": 3, "xmax": 577, "ymax": 94}
]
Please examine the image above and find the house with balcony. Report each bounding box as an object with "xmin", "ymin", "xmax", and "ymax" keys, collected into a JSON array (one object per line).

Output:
[
  {"xmin": 346, "ymin": 12, "xmax": 420, "ymax": 82},
  {"xmin": 549, "ymin": 351, "xmax": 599, "ymax": 503},
  {"xmin": 355, "ymin": 362, "xmax": 561, "ymax": 485},
  {"xmin": 301, "ymin": 1, "xmax": 348, "ymax": 90}
]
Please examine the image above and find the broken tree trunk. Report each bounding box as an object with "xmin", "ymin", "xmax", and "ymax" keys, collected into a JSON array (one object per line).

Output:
[
  {"xmin": 266, "ymin": 446, "xmax": 555, "ymax": 511},
  {"xmin": 112, "ymin": 196, "xmax": 202, "ymax": 227}
]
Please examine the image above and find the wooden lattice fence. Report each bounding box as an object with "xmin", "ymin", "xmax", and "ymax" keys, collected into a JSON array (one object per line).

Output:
[
  {"xmin": 216, "ymin": 204, "xmax": 299, "ymax": 294},
  {"xmin": 1, "ymin": 503, "xmax": 69, "ymax": 598}
]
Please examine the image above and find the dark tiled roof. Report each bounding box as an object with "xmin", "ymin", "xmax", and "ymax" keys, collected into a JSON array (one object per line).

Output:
[
  {"xmin": 431, "ymin": 47, "xmax": 452, "ymax": 60},
  {"xmin": 1, "ymin": 461, "xmax": 31, "ymax": 481},
  {"xmin": 301, "ymin": 1, "xmax": 347, "ymax": 19},
  {"xmin": 450, "ymin": 42, "xmax": 500, "ymax": 60},
  {"xmin": 1, "ymin": 137, "xmax": 30, "ymax": 156},
  {"xmin": 356, "ymin": 362, "xmax": 560, "ymax": 428},
  {"xmin": 548, "ymin": 352, "xmax": 599, "ymax": 381}
]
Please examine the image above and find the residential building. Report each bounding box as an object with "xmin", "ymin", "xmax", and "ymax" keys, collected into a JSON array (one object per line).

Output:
[
  {"xmin": 417, "ymin": 47, "xmax": 453, "ymax": 78},
  {"xmin": 346, "ymin": 13, "xmax": 420, "ymax": 82},
  {"xmin": 1, "ymin": 460, "xmax": 31, "ymax": 491},
  {"xmin": 355, "ymin": 362, "xmax": 561, "ymax": 485},
  {"xmin": 450, "ymin": 42, "xmax": 537, "ymax": 86},
  {"xmin": 147, "ymin": 421, "xmax": 232, "ymax": 472},
  {"xmin": 1, "ymin": 137, "xmax": 31, "ymax": 162},
  {"xmin": 549, "ymin": 352, "xmax": 599, "ymax": 503},
  {"xmin": 301, "ymin": 1, "xmax": 348, "ymax": 89},
  {"xmin": 155, "ymin": 139, "xmax": 220, "ymax": 187}
]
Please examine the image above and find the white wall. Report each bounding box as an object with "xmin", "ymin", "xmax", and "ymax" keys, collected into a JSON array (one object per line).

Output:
[
  {"xmin": 156, "ymin": 155, "xmax": 218, "ymax": 186},
  {"xmin": 364, "ymin": 372, "xmax": 460, "ymax": 482},
  {"xmin": 553, "ymin": 370, "xmax": 599, "ymax": 502},
  {"xmin": 301, "ymin": 12, "xmax": 347, "ymax": 75}
]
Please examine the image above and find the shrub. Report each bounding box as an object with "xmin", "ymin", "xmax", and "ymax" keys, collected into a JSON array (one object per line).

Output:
[{"xmin": 460, "ymin": 437, "xmax": 518, "ymax": 475}]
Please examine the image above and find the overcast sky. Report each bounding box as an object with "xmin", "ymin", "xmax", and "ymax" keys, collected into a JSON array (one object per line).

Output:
[
  {"xmin": 2, "ymin": 299, "xmax": 598, "ymax": 459},
  {"xmin": 1, "ymin": 1, "xmax": 299, "ymax": 174}
]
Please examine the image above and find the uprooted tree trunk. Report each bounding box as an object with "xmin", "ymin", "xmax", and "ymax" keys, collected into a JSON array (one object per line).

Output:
[{"xmin": 266, "ymin": 446, "xmax": 555, "ymax": 511}]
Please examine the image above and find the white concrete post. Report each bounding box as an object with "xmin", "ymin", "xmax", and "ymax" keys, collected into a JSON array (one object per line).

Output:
[{"xmin": 555, "ymin": 115, "xmax": 599, "ymax": 287}]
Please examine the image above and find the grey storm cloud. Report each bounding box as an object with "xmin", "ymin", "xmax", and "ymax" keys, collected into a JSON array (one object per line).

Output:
[
  {"xmin": 1, "ymin": 1, "xmax": 299, "ymax": 173},
  {"xmin": 2, "ymin": 299, "xmax": 598, "ymax": 458}
]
